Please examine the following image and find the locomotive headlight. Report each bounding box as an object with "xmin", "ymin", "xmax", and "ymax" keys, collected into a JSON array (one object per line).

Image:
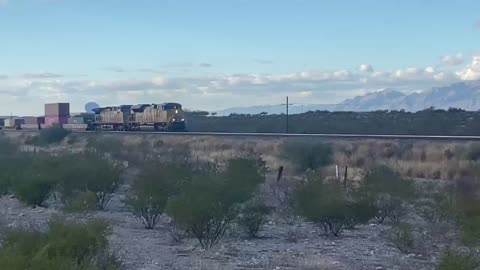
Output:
[
  {"xmin": 175, "ymin": 110, "xmax": 179, "ymax": 114},
  {"xmin": 181, "ymin": 118, "xmax": 185, "ymax": 122},
  {"xmin": 172, "ymin": 118, "xmax": 176, "ymax": 122}
]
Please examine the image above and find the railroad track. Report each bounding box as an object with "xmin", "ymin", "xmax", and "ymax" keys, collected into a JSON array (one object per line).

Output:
[{"xmin": 4, "ymin": 129, "xmax": 480, "ymax": 141}]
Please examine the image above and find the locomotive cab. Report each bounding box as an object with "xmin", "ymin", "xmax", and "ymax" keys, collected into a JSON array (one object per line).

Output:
[{"xmin": 162, "ymin": 103, "xmax": 186, "ymax": 131}]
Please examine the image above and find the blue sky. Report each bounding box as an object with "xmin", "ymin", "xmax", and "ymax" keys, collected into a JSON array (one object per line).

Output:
[{"xmin": 0, "ymin": 0, "xmax": 479, "ymax": 115}]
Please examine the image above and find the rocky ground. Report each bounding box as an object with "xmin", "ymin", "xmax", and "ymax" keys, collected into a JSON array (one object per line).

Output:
[{"xmin": 0, "ymin": 184, "xmax": 441, "ymax": 270}]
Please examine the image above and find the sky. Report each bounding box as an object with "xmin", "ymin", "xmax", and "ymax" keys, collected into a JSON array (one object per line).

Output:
[{"xmin": 1, "ymin": 0, "xmax": 480, "ymax": 115}]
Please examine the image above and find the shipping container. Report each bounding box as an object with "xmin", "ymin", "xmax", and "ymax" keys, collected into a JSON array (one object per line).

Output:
[
  {"xmin": 45, "ymin": 116, "xmax": 68, "ymax": 127},
  {"xmin": 45, "ymin": 103, "xmax": 70, "ymax": 117},
  {"xmin": 4, "ymin": 118, "xmax": 24, "ymax": 128},
  {"xmin": 21, "ymin": 124, "xmax": 40, "ymax": 130},
  {"xmin": 23, "ymin": 116, "xmax": 39, "ymax": 125},
  {"xmin": 68, "ymin": 116, "xmax": 85, "ymax": 124},
  {"xmin": 37, "ymin": 116, "xmax": 45, "ymax": 124},
  {"xmin": 63, "ymin": 124, "xmax": 88, "ymax": 130}
]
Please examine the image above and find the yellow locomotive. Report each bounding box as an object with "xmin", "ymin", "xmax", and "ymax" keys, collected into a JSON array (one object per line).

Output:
[{"xmin": 89, "ymin": 103, "xmax": 186, "ymax": 131}]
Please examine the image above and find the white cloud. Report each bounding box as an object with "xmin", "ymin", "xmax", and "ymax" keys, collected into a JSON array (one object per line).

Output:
[
  {"xmin": 441, "ymin": 53, "xmax": 464, "ymax": 66},
  {"xmin": 22, "ymin": 72, "xmax": 63, "ymax": 79},
  {"xmin": 359, "ymin": 64, "xmax": 374, "ymax": 73},
  {"xmin": 5, "ymin": 56, "xmax": 480, "ymax": 115},
  {"xmin": 103, "ymin": 66, "xmax": 126, "ymax": 73},
  {"xmin": 298, "ymin": 91, "xmax": 313, "ymax": 97},
  {"xmin": 253, "ymin": 59, "xmax": 274, "ymax": 65},
  {"xmin": 458, "ymin": 56, "xmax": 480, "ymax": 80}
]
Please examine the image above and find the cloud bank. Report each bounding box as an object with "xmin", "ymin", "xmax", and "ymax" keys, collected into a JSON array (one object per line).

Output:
[{"xmin": 1, "ymin": 55, "xmax": 479, "ymax": 115}]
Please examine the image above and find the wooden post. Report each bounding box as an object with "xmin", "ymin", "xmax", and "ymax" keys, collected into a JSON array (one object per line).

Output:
[
  {"xmin": 344, "ymin": 166, "xmax": 348, "ymax": 190},
  {"xmin": 277, "ymin": 166, "xmax": 284, "ymax": 182}
]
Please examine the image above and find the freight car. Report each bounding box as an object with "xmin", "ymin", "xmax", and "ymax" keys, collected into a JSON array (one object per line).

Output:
[{"xmin": 88, "ymin": 103, "xmax": 186, "ymax": 131}]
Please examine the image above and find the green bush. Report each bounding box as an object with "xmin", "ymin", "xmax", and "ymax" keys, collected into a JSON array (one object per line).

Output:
[
  {"xmin": 0, "ymin": 139, "xmax": 22, "ymax": 195},
  {"xmin": 128, "ymin": 162, "xmax": 192, "ymax": 229},
  {"xmin": 360, "ymin": 166, "xmax": 415, "ymax": 224},
  {"xmin": 12, "ymin": 155, "xmax": 62, "ymax": 207},
  {"xmin": 64, "ymin": 191, "xmax": 98, "ymax": 213},
  {"xmin": 453, "ymin": 178, "xmax": 480, "ymax": 246},
  {"xmin": 294, "ymin": 175, "xmax": 375, "ymax": 236},
  {"xmin": 33, "ymin": 124, "xmax": 71, "ymax": 145},
  {"xmin": 281, "ymin": 140, "xmax": 333, "ymax": 172},
  {"xmin": 167, "ymin": 158, "xmax": 265, "ymax": 249},
  {"xmin": 385, "ymin": 222, "xmax": 416, "ymax": 254},
  {"xmin": 419, "ymin": 190, "xmax": 458, "ymax": 225},
  {"xmin": 86, "ymin": 136, "xmax": 124, "ymax": 160},
  {"xmin": 0, "ymin": 218, "xmax": 123, "ymax": 270},
  {"xmin": 466, "ymin": 143, "xmax": 480, "ymax": 161},
  {"xmin": 459, "ymin": 199, "xmax": 480, "ymax": 247},
  {"xmin": 238, "ymin": 199, "xmax": 272, "ymax": 238},
  {"xmin": 437, "ymin": 250, "xmax": 479, "ymax": 270},
  {"xmin": 56, "ymin": 152, "xmax": 123, "ymax": 210}
]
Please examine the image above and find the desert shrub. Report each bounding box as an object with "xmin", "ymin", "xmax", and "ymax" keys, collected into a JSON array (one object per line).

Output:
[
  {"xmin": 64, "ymin": 191, "xmax": 98, "ymax": 213},
  {"xmin": 418, "ymin": 189, "xmax": 459, "ymax": 225},
  {"xmin": 238, "ymin": 199, "xmax": 272, "ymax": 238},
  {"xmin": 385, "ymin": 222, "xmax": 416, "ymax": 254},
  {"xmin": 0, "ymin": 139, "xmax": 22, "ymax": 195},
  {"xmin": 0, "ymin": 218, "xmax": 123, "ymax": 270},
  {"xmin": 56, "ymin": 152, "xmax": 123, "ymax": 210},
  {"xmin": 86, "ymin": 135, "xmax": 124, "ymax": 159},
  {"xmin": 360, "ymin": 166, "xmax": 415, "ymax": 224},
  {"xmin": 452, "ymin": 178, "xmax": 480, "ymax": 246},
  {"xmin": 294, "ymin": 175, "xmax": 375, "ymax": 237},
  {"xmin": 167, "ymin": 158, "xmax": 265, "ymax": 249},
  {"xmin": 281, "ymin": 140, "xmax": 333, "ymax": 172},
  {"xmin": 128, "ymin": 162, "xmax": 192, "ymax": 229},
  {"xmin": 458, "ymin": 199, "xmax": 480, "ymax": 247},
  {"xmin": 12, "ymin": 155, "xmax": 62, "ymax": 207},
  {"xmin": 33, "ymin": 124, "xmax": 71, "ymax": 145},
  {"xmin": 437, "ymin": 250, "xmax": 479, "ymax": 270},
  {"xmin": 466, "ymin": 143, "xmax": 480, "ymax": 161}
]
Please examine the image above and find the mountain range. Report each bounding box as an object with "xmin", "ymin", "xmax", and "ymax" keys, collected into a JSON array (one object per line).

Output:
[{"xmin": 218, "ymin": 81, "xmax": 480, "ymax": 115}]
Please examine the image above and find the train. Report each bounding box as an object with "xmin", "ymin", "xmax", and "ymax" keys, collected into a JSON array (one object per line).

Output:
[
  {"xmin": 0, "ymin": 102, "xmax": 187, "ymax": 132},
  {"xmin": 88, "ymin": 103, "xmax": 186, "ymax": 131}
]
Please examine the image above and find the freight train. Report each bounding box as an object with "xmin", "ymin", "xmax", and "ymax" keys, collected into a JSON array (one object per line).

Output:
[
  {"xmin": 88, "ymin": 103, "xmax": 186, "ymax": 131},
  {"xmin": 0, "ymin": 102, "xmax": 187, "ymax": 132}
]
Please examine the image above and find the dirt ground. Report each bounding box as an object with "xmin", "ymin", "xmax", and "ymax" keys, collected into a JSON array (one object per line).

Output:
[{"xmin": 0, "ymin": 182, "xmax": 441, "ymax": 270}]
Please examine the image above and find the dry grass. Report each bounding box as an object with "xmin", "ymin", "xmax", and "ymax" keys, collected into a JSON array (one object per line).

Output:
[
  {"xmin": 261, "ymin": 254, "xmax": 342, "ymax": 270},
  {"xmin": 7, "ymin": 131, "xmax": 480, "ymax": 181}
]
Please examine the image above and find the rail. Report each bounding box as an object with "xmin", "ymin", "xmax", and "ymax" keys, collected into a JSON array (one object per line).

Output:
[{"xmin": 4, "ymin": 129, "xmax": 480, "ymax": 141}]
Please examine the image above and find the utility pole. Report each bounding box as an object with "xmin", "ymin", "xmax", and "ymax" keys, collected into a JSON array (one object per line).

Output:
[
  {"xmin": 286, "ymin": 96, "xmax": 289, "ymax": 133},
  {"xmin": 282, "ymin": 96, "xmax": 293, "ymax": 133}
]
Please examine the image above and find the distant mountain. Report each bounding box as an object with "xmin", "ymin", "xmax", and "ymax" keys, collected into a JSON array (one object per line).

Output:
[
  {"xmin": 218, "ymin": 104, "xmax": 336, "ymax": 116},
  {"xmin": 217, "ymin": 81, "xmax": 480, "ymax": 115},
  {"xmin": 336, "ymin": 88, "xmax": 407, "ymax": 111}
]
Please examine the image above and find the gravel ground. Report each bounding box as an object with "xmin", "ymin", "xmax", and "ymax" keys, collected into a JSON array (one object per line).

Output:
[{"xmin": 0, "ymin": 188, "xmax": 440, "ymax": 270}]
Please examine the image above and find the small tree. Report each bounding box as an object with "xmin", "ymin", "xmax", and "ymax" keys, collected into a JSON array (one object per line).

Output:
[
  {"xmin": 12, "ymin": 155, "xmax": 62, "ymax": 207},
  {"xmin": 56, "ymin": 152, "xmax": 123, "ymax": 210},
  {"xmin": 167, "ymin": 158, "xmax": 265, "ymax": 249},
  {"xmin": 437, "ymin": 250, "xmax": 479, "ymax": 270},
  {"xmin": 0, "ymin": 218, "xmax": 123, "ymax": 269},
  {"xmin": 238, "ymin": 199, "xmax": 272, "ymax": 238},
  {"xmin": 128, "ymin": 163, "xmax": 192, "ymax": 229},
  {"xmin": 0, "ymin": 139, "xmax": 22, "ymax": 195},
  {"xmin": 34, "ymin": 124, "xmax": 71, "ymax": 145},
  {"xmin": 385, "ymin": 222, "xmax": 416, "ymax": 254},
  {"xmin": 295, "ymin": 175, "xmax": 375, "ymax": 237},
  {"xmin": 281, "ymin": 140, "xmax": 333, "ymax": 172},
  {"xmin": 360, "ymin": 166, "xmax": 415, "ymax": 224}
]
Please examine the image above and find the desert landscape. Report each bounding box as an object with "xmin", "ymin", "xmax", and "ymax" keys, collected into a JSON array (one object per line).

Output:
[{"xmin": 0, "ymin": 129, "xmax": 479, "ymax": 270}]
